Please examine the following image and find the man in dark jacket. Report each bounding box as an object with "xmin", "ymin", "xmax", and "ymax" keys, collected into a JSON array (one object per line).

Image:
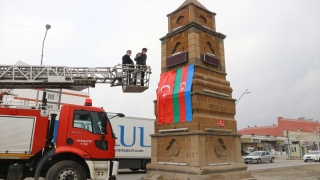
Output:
[
  {"xmin": 134, "ymin": 48, "xmax": 147, "ymax": 86},
  {"xmin": 122, "ymin": 50, "xmax": 134, "ymax": 65},
  {"xmin": 122, "ymin": 50, "xmax": 134, "ymax": 84}
]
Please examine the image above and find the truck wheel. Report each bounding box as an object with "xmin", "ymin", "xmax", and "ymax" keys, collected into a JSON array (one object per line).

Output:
[{"xmin": 45, "ymin": 160, "xmax": 87, "ymax": 180}]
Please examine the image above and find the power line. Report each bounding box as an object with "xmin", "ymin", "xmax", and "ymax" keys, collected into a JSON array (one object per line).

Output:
[{"xmin": 0, "ymin": 21, "xmax": 45, "ymax": 30}]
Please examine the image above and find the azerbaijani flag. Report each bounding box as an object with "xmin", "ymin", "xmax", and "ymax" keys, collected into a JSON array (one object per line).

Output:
[
  {"xmin": 172, "ymin": 65, "xmax": 194, "ymax": 122},
  {"xmin": 157, "ymin": 70, "xmax": 176, "ymax": 124}
]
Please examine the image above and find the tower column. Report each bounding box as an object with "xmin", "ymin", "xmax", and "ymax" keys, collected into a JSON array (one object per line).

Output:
[{"xmin": 145, "ymin": 1, "xmax": 255, "ymax": 179}]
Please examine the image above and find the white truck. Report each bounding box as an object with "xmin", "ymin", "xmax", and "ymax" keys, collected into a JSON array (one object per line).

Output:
[{"xmin": 110, "ymin": 116, "xmax": 154, "ymax": 171}]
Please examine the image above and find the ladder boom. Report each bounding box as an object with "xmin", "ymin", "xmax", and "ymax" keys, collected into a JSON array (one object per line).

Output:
[{"xmin": 0, "ymin": 64, "xmax": 152, "ymax": 91}]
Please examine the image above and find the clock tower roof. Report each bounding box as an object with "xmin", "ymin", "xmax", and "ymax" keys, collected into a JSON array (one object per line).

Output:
[
  {"xmin": 178, "ymin": 0, "xmax": 207, "ymax": 10},
  {"xmin": 168, "ymin": 0, "xmax": 215, "ymax": 16}
]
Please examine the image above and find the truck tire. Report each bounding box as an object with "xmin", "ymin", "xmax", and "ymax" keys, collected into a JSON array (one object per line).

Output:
[{"xmin": 45, "ymin": 160, "xmax": 87, "ymax": 180}]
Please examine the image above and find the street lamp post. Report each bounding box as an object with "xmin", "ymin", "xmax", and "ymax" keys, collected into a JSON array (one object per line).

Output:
[
  {"xmin": 36, "ymin": 24, "xmax": 51, "ymax": 107},
  {"xmin": 40, "ymin": 24, "xmax": 51, "ymax": 66},
  {"xmin": 236, "ymin": 88, "xmax": 251, "ymax": 106},
  {"xmin": 285, "ymin": 130, "xmax": 291, "ymax": 157}
]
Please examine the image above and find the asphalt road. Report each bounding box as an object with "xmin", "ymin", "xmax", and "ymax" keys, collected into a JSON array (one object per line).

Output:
[
  {"xmin": 247, "ymin": 159, "xmax": 319, "ymax": 171},
  {"xmin": 116, "ymin": 160, "xmax": 320, "ymax": 180},
  {"xmin": 17, "ymin": 160, "xmax": 320, "ymax": 180}
]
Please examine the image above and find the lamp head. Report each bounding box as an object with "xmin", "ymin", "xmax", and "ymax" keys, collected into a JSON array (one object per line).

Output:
[
  {"xmin": 46, "ymin": 24, "xmax": 51, "ymax": 30},
  {"xmin": 116, "ymin": 113, "xmax": 125, "ymax": 117}
]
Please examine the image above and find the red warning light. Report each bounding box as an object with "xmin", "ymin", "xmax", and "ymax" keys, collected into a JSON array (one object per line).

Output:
[{"xmin": 84, "ymin": 99, "xmax": 92, "ymax": 106}]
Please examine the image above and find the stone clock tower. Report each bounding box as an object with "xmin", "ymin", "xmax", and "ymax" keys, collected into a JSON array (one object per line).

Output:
[{"xmin": 145, "ymin": 0, "xmax": 255, "ymax": 179}]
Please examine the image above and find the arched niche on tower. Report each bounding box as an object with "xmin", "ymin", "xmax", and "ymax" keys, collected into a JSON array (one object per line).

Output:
[
  {"xmin": 166, "ymin": 30, "xmax": 189, "ymax": 58},
  {"xmin": 194, "ymin": 6, "xmax": 214, "ymax": 29},
  {"xmin": 169, "ymin": 7, "xmax": 190, "ymax": 32}
]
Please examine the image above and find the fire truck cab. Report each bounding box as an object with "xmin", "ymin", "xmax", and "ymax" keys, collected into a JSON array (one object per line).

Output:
[{"xmin": 0, "ymin": 99, "xmax": 121, "ymax": 180}]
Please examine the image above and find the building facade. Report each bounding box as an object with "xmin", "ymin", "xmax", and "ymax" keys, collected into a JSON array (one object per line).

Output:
[{"xmin": 238, "ymin": 117, "xmax": 320, "ymax": 157}]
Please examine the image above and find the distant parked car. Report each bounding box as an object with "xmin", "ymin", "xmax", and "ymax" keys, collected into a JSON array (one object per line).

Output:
[
  {"xmin": 243, "ymin": 151, "xmax": 274, "ymax": 164},
  {"xmin": 303, "ymin": 151, "xmax": 320, "ymax": 162}
]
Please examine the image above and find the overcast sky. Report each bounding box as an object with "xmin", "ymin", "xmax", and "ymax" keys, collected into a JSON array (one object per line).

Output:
[{"xmin": 0, "ymin": 0, "xmax": 319, "ymax": 130}]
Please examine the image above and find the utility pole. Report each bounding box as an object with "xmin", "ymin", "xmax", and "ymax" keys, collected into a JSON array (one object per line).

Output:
[
  {"xmin": 36, "ymin": 24, "xmax": 51, "ymax": 108},
  {"xmin": 285, "ymin": 130, "xmax": 290, "ymax": 157}
]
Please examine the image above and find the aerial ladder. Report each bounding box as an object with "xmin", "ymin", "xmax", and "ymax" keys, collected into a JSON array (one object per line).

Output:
[
  {"xmin": 0, "ymin": 63, "xmax": 152, "ymax": 108},
  {"xmin": 0, "ymin": 63, "xmax": 151, "ymax": 92}
]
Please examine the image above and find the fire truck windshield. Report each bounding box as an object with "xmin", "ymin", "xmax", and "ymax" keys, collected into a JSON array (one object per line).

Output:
[{"xmin": 73, "ymin": 110, "xmax": 106, "ymax": 134}]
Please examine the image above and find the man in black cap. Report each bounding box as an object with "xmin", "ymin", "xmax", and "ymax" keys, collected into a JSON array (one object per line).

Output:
[{"xmin": 134, "ymin": 48, "xmax": 148, "ymax": 86}]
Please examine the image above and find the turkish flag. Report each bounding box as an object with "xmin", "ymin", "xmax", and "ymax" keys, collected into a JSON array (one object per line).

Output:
[{"xmin": 157, "ymin": 70, "xmax": 176, "ymax": 124}]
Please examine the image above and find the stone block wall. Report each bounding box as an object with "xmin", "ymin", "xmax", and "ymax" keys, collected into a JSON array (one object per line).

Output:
[
  {"xmin": 150, "ymin": 133, "xmax": 243, "ymax": 166},
  {"xmin": 161, "ymin": 26, "xmax": 226, "ymax": 73}
]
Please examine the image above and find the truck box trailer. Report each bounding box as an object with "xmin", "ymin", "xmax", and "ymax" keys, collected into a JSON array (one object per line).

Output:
[{"xmin": 110, "ymin": 116, "xmax": 154, "ymax": 171}]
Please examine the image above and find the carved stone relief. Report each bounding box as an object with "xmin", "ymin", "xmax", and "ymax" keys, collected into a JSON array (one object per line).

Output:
[
  {"xmin": 204, "ymin": 41, "xmax": 215, "ymax": 55},
  {"xmin": 166, "ymin": 138, "xmax": 180, "ymax": 156},
  {"xmin": 172, "ymin": 42, "xmax": 185, "ymax": 55},
  {"xmin": 214, "ymin": 138, "xmax": 227, "ymax": 161}
]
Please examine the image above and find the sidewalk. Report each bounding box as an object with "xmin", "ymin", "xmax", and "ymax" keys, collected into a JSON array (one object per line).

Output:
[
  {"xmin": 250, "ymin": 164, "xmax": 320, "ymax": 180},
  {"xmin": 274, "ymin": 154, "xmax": 304, "ymax": 160}
]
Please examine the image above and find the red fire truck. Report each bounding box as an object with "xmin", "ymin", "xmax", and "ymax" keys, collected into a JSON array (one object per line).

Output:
[{"xmin": 0, "ymin": 64, "xmax": 151, "ymax": 180}]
